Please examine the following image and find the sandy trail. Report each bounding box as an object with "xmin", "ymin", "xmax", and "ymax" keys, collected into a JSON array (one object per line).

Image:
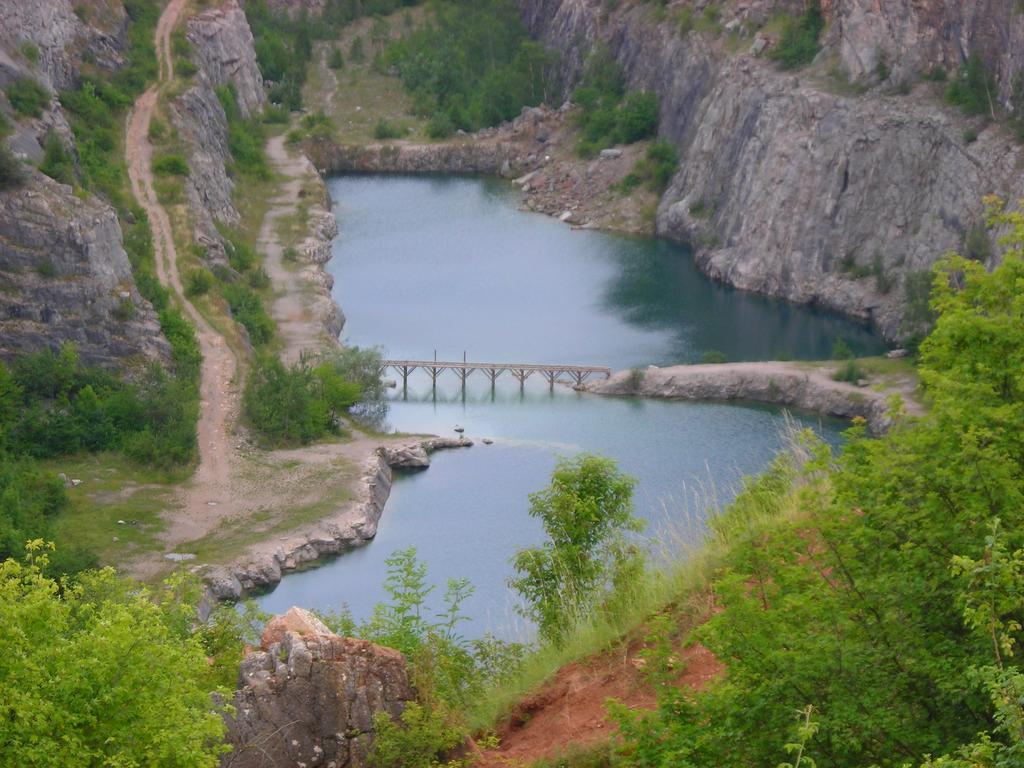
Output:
[
  {"xmin": 260, "ymin": 134, "xmax": 334, "ymax": 363},
  {"xmin": 126, "ymin": 0, "xmax": 239, "ymax": 543},
  {"xmin": 122, "ymin": 2, "xmax": 421, "ymax": 582}
]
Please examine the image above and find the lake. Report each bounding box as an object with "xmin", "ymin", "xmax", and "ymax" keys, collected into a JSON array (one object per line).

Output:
[{"xmin": 255, "ymin": 175, "xmax": 883, "ymax": 639}]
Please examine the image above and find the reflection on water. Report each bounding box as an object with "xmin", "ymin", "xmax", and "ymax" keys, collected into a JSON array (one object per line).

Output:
[{"xmin": 255, "ymin": 175, "xmax": 879, "ymax": 638}]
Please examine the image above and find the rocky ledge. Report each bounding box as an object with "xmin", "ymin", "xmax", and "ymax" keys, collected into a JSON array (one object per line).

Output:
[
  {"xmin": 202, "ymin": 438, "xmax": 472, "ymax": 600},
  {"xmin": 588, "ymin": 362, "xmax": 920, "ymax": 436},
  {"xmin": 224, "ymin": 607, "xmax": 414, "ymax": 768}
]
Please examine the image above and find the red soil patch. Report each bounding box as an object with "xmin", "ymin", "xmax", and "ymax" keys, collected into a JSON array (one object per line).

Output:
[{"xmin": 475, "ymin": 640, "xmax": 723, "ymax": 767}]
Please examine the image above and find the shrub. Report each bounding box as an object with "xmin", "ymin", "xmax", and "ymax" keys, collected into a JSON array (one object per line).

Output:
[
  {"xmin": 769, "ymin": 2, "xmax": 825, "ymax": 70},
  {"xmin": 6, "ymin": 77, "xmax": 50, "ymax": 118},
  {"xmin": 426, "ymin": 113, "xmax": 455, "ymax": 139},
  {"xmin": 0, "ymin": 144, "xmax": 25, "ymax": 190},
  {"xmin": 946, "ymin": 53, "xmax": 995, "ymax": 117},
  {"xmin": 964, "ymin": 222, "xmax": 993, "ymax": 262},
  {"xmin": 614, "ymin": 91, "xmax": 659, "ymax": 144},
  {"xmin": 185, "ymin": 269, "xmax": 213, "ymax": 297},
  {"xmin": 243, "ymin": 357, "xmax": 327, "ymax": 445},
  {"xmin": 373, "ymin": 117, "xmax": 406, "ymax": 140},
  {"xmin": 152, "ymin": 154, "xmax": 189, "ymax": 176},
  {"xmin": 39, "ymin": 132, "xmax": 75, "ymax": 186},
  {"xmin": 700, "ymin": 350, "xmax": 728, "ymax": 364},
  {"xmin": 328, "ymin": 46, "xmax": 345, "ymax": 69},
  {"xmin": 221, "ymin": 282, "xmax": 274, "ymax": 346},
  {"xmin": 248, "ymin": 266, "xmax": 270, "ymax": 289},
  {"xmin": 350, "ymin": 36, "xmax": 366, "ymax": 63}
]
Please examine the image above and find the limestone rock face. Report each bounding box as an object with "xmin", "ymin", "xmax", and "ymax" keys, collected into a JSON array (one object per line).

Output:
[
  {"xmin": 518, "ymin": 0, "xmax": 1024, "ymax": 340},
  {"xmin": 224, "ymin": 607, "xmax": 414, "ymax": 768},
  {"xmin": 186, "ymin": 0, "xmax": 266, "ymax": 118},
  {"xmin": 0, "ymin": 0, "xmax": 127, "ymax": 90},
  {"xmin": 171, "ymin": 81, "xmax": 238, "ymax": 267},
  {"xmin": 821, "ymin": 0, "xmax": 1024, "ymax": 101},
  {"xmin": 0, "ymin": 174, "xmax": 171, "ymax": 369},
  {"xmin": 173, "ymin": 1, "xmax": 265, "ymax": 268}
]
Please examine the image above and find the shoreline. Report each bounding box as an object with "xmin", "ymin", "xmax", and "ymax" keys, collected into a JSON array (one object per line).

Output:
[
  {"xmin": 200, "ymin": 437, "xmax": 472, "ymax": 601},
  {"xmin": 586, "ymin": 361, "xmax": 923, "ymax": 436}
]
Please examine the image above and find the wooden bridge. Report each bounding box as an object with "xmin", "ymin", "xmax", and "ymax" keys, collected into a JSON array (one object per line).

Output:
[{"xmin": 380, "ymin": 355, "xmax": 612, "ymax": 389}]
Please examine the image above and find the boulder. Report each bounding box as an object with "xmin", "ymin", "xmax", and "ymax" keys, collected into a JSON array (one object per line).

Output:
[
  {"xmin": 380, "ymin": 444, "xmax": 431, "ymax": 469},
  {"xmin": 224, "ymin": 607, "xmax": 414, "ymax": 768}
]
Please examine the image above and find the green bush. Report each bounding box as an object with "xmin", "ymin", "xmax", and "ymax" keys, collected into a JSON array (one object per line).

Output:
[
  {"xmin": 0, "ymin": 144, "xmax": 25, "ymax": 190},
  {"xmin": 946, "ymin": 53, "xmax": 995, "ymax": 117},
  {"xmin": 6, "ymin": 77, "xmax": 50, "ymax": 118},
  {"xmin": 0, "ymin": 555, "xmax": 230, "ymax": 765},
  {"xmin": 328, "ymin": 46, "xmax": 345, "ymax": 70},
  {"xmin": 39, "ymin": 133, "xmax": 75, "ymax": 186},
  {"xmin": 221, "ymin": 282, "xmax": 274, "ymax": 346},
  {"xmin": 185, "ymin": 269, "xmax": 214, "ymax": 297},
  {"xmin": 769, "ymin": 2, "xmax": 825, "ymax": 70},
  {"xmin": 573, "ymin": 52, "xmax": 660, "ymax": 153},
  {"xmin": 426, "ymin": 113, "xmax": 455, "ymax": 139},
  {"xmin": 243, "ymin": 357, "xmax": 327, "ymax": 445},
  {"xmin": 614, "ymin": 91, "xmax": 659, "ymax": 144},
  {"xmin": 216, "ymin": 85, "xmax": 269, "ymax": 179},
  {"xmin": 0, "ymin": 346, "xmax": 197, "ymax": 468},
  {"xmin": 616, "ymin": 139, "xmax": 678, "ymax": 194},
  {"xmin": 152, "ymin": 154, "xmax": 189, "ymax": 176},
  {"xmin": 373, "ymin": 117, "xmax": 406, "ymax": 140}
]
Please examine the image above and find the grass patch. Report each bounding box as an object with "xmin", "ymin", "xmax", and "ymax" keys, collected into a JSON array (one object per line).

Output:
[{"xmin": 43, "ymin": 452, "xmax": 185, "ymax": 566}]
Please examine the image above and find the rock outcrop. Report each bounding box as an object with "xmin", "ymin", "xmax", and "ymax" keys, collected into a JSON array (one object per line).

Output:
[
  {"xmin": 186, "ymin": 0, "xmax": 265, "ymax": 118},
  {"xmin": 172, "ymin": 0, "xmax": 265, "ymax": 268},
  {"xmin": 0, "ymin": 172, "xmax": 171, "ymax": 370},
  {"xmin": 379, "ymin": 436, "xmax": 474, "ymax": 470},
  {"xmin": 0, "ymin": 0, "xmax": 127, "ymax": 91},
  {"xmin": 224, "ymin": 607, "xmax": 414, "ymax": 768},
  {"xmin": 518, "ymin": 0, "xmax": 1024, "ymax": 340},
  {"xmin": 589, "ymin": 361, "xmax": 920, "ymax": 436}
]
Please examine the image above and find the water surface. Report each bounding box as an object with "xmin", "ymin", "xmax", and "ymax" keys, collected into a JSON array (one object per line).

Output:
[{"xmin": 256, "ymin": 176, "xmax": 882, "ymax": 638}]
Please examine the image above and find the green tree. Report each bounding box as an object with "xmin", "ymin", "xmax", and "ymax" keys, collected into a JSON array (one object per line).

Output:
[
  {"xmin": 0, "ymin": 545, "xmax": 229, "ymax": 767},
  {"xmin": 510, "ymin": 454, "xmax": 643, "ymax": 644}
]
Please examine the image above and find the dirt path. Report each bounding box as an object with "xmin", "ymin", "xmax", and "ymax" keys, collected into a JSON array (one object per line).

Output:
[
  {"xmin": 477, "ymin": 637, "xmax": 723, "ymax": 767},
  {"xmin": 261, "ymin": 134, "xmax": 337, "ymax": 363},
  {"xmin": 126, "ymin": 0, "xmax": 239, "ymax": 543}
]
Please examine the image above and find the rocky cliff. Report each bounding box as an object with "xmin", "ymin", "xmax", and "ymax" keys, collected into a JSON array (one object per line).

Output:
[
  {"xmin": 0, "ymin": 1, "xmax": 172, "ymax": 370},
  {"xmin": 0, "ymin": 0, "xmax": 127, "ymax": 91},
  {"xmin": 172, "ymin": 0, "xmax": 265, "ymax": 267},
  {"xmin": 519, "ymin": 0, "xmax": 1024, "ymax": 341},
  {"xmin": 224, "ymin": 607, "xmax": 414, "ymax": 768},
  {"xmin": 0, "ymin": 171, "xmax": 171, "ymax": 369}
]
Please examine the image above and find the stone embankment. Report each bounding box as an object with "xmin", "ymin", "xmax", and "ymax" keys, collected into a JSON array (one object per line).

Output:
[
  {"xmin": 307, "ymin": 104, "xmax": 660, "ymax": 233},
  {"xmin": 589, "ymin": 361, "xmax": 919, "ymax": 436},
  {"xmin": 224, "ymin": 607, "xmax": 414, "ymax": 768},
  {"xmin": 202, "ymin": 438, "xmax": 472, "ymax": 600}
]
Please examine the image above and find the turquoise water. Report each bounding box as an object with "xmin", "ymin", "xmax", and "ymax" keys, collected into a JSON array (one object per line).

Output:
[{"xmin": 255, "ymin": 176, "xmax": 883, "ymax": 639}]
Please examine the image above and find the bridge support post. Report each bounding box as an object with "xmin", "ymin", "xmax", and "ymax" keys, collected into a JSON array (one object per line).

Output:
[{"xmin": 543, "ymin": 370, "xmax": 558, "ymax": 390}]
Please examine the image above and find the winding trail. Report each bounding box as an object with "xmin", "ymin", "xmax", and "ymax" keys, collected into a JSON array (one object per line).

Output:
[{"xmin": 126, "ymin": 0, "xmax": 238, "ymax": 533}]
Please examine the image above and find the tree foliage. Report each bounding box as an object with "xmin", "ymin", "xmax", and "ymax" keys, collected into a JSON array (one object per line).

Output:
[
  {"xmin": 613, "ymin": 200, "xmax": 1024, "ymax": 766},
  {"xmin": 385, "ymin": 0, "xmax": 555, "ymax": 133},
  {"xmin": 0, "ymin": 547, "xmax": 229, "ymax": 767},
  {"xmin": 510, "ymin": 455, "xmax": 643, "ymax": 645}
]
